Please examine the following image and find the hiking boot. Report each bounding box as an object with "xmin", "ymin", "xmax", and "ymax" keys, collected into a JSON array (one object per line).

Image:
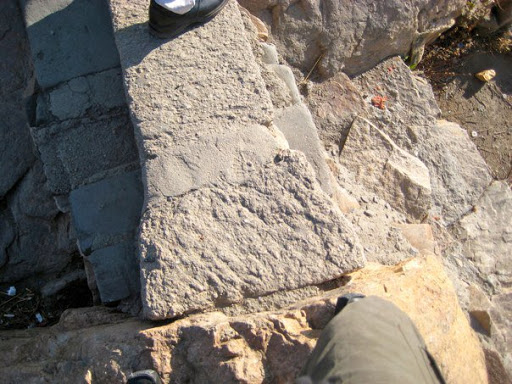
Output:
[{"xmin": 149, "ymin": 0, "xmax": 229, "ymax": 39}]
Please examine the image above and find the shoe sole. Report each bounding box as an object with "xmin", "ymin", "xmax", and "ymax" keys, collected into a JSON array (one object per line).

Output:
[{"xmin": 149, "ymin": 0, "xmax": 229, "ymax": 39}]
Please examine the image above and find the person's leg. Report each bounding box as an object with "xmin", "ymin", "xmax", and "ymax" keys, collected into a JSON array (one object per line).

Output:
[{"xmin": 297, "ymin": 295, "xmax": 446, "ymax": 384}]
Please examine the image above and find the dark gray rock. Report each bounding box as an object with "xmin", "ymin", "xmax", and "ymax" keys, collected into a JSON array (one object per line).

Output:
[
  {"xmin": 0, "ymin": 105, "xmax": 36, "ymax": 198},
  {"xmin": 31, "ymin": 112, "xmax": 139, "ymax": 194},
  {"xmin": 0, "ymin": 160, "xmax": 77, "ymax": 287},
  {"xmin": 69, "ymin": 170, "xmax": 143, "ymax": 255},
  {"xmin": 9, "ymin": 161, "xmax": 58, "ymax": 221},
  {"xmin": 0, "ymin": 3, "xmax": 36, "ymax": 198},
  {"xmin": 21, "ymin": 0, "xmax": 120, "ymax": 88},
  {"xmin": 0, "ymin": 210, "xmax": 15, "ymax": 269},
  {"xmin": 0, "ymin": 209, "xmax": 76, "ymax": 286},
  {"xmin": 87, "ymin": 241, "xmax": 140, "ymax": 303},
  {"xmin": 0, "ymin": 0, "xmax": 34, "ymax": 103}
]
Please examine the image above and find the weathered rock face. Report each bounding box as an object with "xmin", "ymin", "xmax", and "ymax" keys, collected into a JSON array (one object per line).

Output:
[
  {"xmin": 240, "ymin": 0, "xmax": 466, "ymax": 77},
  {"xmin": 0, "ymin": 255, "xmax": 487, "ymax": 384},
  {"xmin": 453, "ymin": 181, "xmax": 512, "ymax": 289},
  {"xmin": 305, "ymin": 72, "xmax": 368, "ymax": 154},
  {"xmin": 449, "ymin": 181, "xmax": 512, "ymax": 378},
  {"xmin": 0, "ymin": 0, "xmax": 79, "ymax": 291},
  {"xmin": 339, "ymin": 116, "xmax": 432, "ymax": 222},
  {"xmin": 140, "ymin": 151, "xmax": 362, "ymax": 319},
  {"xmin": 109, "ymin": 0, "xmax": 365, "ymax": 320},
  {"xmin": 309, "ymin": 57, "xmax": 492, "ymax": 226},
  {"xmin": 15, "ymin": 0, "xmax": 144, "ymax": 303}
]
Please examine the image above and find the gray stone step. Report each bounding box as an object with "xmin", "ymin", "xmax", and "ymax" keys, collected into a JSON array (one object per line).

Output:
[{"xmin": 108, "ymin": 0, "xmax": 364, "ymax": 319}]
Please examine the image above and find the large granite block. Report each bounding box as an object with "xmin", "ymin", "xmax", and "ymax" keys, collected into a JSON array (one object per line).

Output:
[
  {"xmin": 109, "ymin": 0, "xmax": 365, "ymax": 319},
  {"xmin": 70, "ymin": 170, "xmax": 143, "ymax": 254},
  {"xmin": 21, "ymin": 0, "xmax": 120, "ymax": 88},
  {"xmin": 31, "ymin": 113, "xmax": 139, "ymax": 194},
  {"xmin": 140, "ymin": 152, "xmax": 364, "ymax": 319}
]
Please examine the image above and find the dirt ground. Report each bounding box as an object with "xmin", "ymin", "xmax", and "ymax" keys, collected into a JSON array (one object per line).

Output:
[{"xmin": 418, "ymin": 27, "xmax": 512, "ymax": 184}]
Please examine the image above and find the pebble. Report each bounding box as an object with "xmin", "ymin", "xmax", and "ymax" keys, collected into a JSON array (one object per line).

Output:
[
  {"xmin": 364, "ymin": 210, "xmax": 376, "ymax": 217},
  {"xmin": 475, "ymin": 69, "xmax": 496, "ymax": 82}
]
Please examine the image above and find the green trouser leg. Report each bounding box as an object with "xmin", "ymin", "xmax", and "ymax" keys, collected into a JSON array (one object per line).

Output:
[{"xmin": 297, "ymin": 296, "xmax": 446, "ymax": 384}]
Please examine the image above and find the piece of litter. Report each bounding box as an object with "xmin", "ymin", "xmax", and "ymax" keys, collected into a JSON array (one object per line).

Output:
[
  {"xmin": 4, "ymin": 314, "xmax": 15, "ymax": 318},
  {"xmin": 7, "ymin": 286, "xmax": 16, "ymax": 296},
  {"xmin": 471, "ymin": 131, "xmax": 478, "ymax": 138},
  {"xmin": 475, "ymin": 69, "xmax": 496, "ymax": 82},
  {"xmin": 35, "ymin": 313, "xmax": 44, "ymax": 323}
]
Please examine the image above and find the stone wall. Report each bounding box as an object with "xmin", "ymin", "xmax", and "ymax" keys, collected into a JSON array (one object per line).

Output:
[
  {"xmin": 0, "ymin": 0, "xmax": 144, "ymax": 305},
  {"xmin": 0, "ymin": 0, "xmax": 79, "ymax": 297}
]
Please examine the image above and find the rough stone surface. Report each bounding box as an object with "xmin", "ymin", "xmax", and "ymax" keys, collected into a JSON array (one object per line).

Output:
[
  {"xmin": 484, "ymin": 348, "xmax": 512, "ymax": 384},
  {"xmin": 21, "ymin": 0, "xmax": 120, "ymax": 88},
  {"xmin": 0, "ymin": 210, "xmax": 15, "ymax": 270},
  {"xmin": 452, "ymin": 181, "xmax": 511, "ymax": 287},
  {"xmin": 87, "ymin": 241, "xmax": 140, "ymax": 303},
  {"xmin": 0, "ymin": 0, "xmax": 79, "ymax": 291},
  {"xmin": 274, "ymin": 104, "xmax": 334, "ymax": 195},
  {"xmin": 490, "ymin": 291, "xmax": 512, "ymax": 380},
  {"xmin": 339, "ymin": 116, "xmax": 432, "ymax": 221},
  {"xmin": 326, "ymin": 159, "xmax": 417, "ymax": 266},
  {"xmin": 395, "ymin": 223, "xmax": 435, "ymax": 254},
  {"xmin": 449, "ymin": 181, "xmax": 512, "ymax": 378},
  {"xmin": 352, "ymin": 57, "xmax": 492, "ymax": 224},
  {"xmin": 40, "ymin": 68, "xmax": 126, "ymax": 122},
  {"xmin": 0, "ymin": 255, "xmax": 487, "ymax": 384},
  {"xmin": 0, "ymin": 0, "xmax": 34, "ymax": 103},
  {"xmin": 0, "ymin": 1, "xmax": 35, "ymax": 199},
  {"xmin": 70, "ymin": 170, "xmax": 143, "ymax": 254},
  {"xmin": 31, "ymin": 112, "xmax": 139, "ymax": 194},
  {"xmin": 140, "ymin": 152, "xmax": 364, "ymax": 319},
  {"xmin": 352, "ymin": 57, "xmax": 441, "ymax": 151},
  {"xmin": 306, "ymin": 72, "xmax": 368, "ymax": 155},
  {"xmin": 0, "ymin": 105, "xmax": 36, "ymax": 198},
  {"xmin": 0, "ymin": 162, "xmax": 77, "ymax": 286},
  {"xmin": 109, "ymin": 0, "xmax": 364, "ymax": 319},
  {"xmin": 418, "ymin": 120, "xmax": 493, "ymax": 225},
  {"xmin": 109, "ymin": 0, "xmax": 273, "ymax": 199},
  {"xmin": 242, "ymin": 0, "xmax": 465, "ymax": 77}
]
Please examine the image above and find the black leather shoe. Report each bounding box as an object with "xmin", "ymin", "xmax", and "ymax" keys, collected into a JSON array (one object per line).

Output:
[
  {"xmin": 149, "ymin": 0, "xmax": 229, "ymax": 39},
  {"xmin": 126, "ymin": 370, "xmax": 162, "ymax": 384}
]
